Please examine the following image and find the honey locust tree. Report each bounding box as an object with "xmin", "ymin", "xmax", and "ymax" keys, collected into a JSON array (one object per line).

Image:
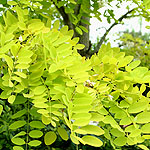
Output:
[{"xmin": 0, "ymin": 0, "xmax": 150, "ymax": 150}]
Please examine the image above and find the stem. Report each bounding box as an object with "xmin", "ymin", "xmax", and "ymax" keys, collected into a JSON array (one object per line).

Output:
[
  {"xmin": 26, "ymin": 99, "xmax": 30, "ymax": 150},
  {"xmin": 76, "ymin": 144, "xmax": 79, "ymax": 150},
  {"xmin": 93, "ymin": 8, "xmax": 136, "ymax": 54}
]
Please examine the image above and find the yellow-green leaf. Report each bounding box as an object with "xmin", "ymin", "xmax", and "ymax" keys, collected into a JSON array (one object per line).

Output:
[
  {"xmin": 29, "ymin": 130, "xmax": 43, "ymax": 138},
  {"xmin": 113, "ymin": 136, "xmax": 127, "ymax": 146},
  {"xmin": 11, "ymin": 138, "xmax": 25, "ymax": 145},
  {"xmin": 1, "ymin": 54, "xmax": 13, "ymax": 70},
  {"xmin": 74, "ymin": 125, "xmax": 104, "ymax": 135},
  {"xmin": 7, "ymin": 1, "xmax": 18, "ymax": 5},
  {"xmin": 28, "ymin": 140, "xmax": 41, "ymax": 147},
  {"xmin": 141, "ymin": 123, "xmax": 150, "ymax": 133},
  {"xmin": 13, "ymin": 146, "xmax": 24, "ymax": 150},
  {"xmin": 44, "ymin": 131, "xmax": 57, "ymax": 145},
  {"xmin": 53, "ymin": 20, "xmax": 60, "ymax": 29},
  {"xmin": 137, "ymin": 145, "xmax": 149, "ymax": 150},
  {"xmin": 74, "ymin": 44, "xmax": 85, "ymax": 50},
  {"xmin": 135, "ymin": 112, "xmax": 150, "ymax": 123},
  {"xmin": 0, "ymin": 105, "xmax": 3, "ymax": 115},
  {"xmin": 12, "ymin": 109, "xmax": 27, "ymax": 119},
  {"xmin": 9, "ymin": 121, "xmax": 26, "ymax": 130},
  {"xmin": 14, "ymin": 72, "xmax": 27, "ymax": 78},
  {"xmin": 76, "ymin": 84, "xmax": 84, "ymax": 93},
  {"xmin": 8, "ymin": 95, "xmax": 16, "ymax": 104},
  {"xmin": 33, "ymin": 86, "xmax": 46, "ymax": 95},
  {"xmin": 75, "ymin": 27, "xmax": 83, "ymax": 35},
  {"xmin": 28, "ymin": 22, "xmax": 44, "ymax": 32},
  {"xmin": 29, "ymin": 121, "xmax": 45, "ymax": 129},
  {"xmin": 128, "ymin": 101, "xmax": 148, "ymax": 114},
  {"xmin": 82, "ymin": 135, "xmax": 103, "ymax": 147},
  {"xmin": 57, "ymin": 127, "xmax": 68, "ymax": 141}
]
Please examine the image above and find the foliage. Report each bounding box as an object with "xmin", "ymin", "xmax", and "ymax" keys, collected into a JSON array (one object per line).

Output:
[
  {"xmin": 0, "ymin": 5, "xmax": 150, "ymax": 150},
  {"xmin": 1, "ymin": 0, "xmax": 150, "ymax": 57},
  {"xmin": 117, "ymin": 30, "xmax": 150, "ymax": 69}
]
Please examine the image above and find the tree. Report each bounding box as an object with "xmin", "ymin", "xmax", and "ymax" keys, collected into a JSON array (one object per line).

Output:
[
  {"xmin": 117, "ymin": 29, "xmax": 150, "ymax": 68},
  {"xmin": 0, "ymin": 0, "xmax": 150, "ymax": 57},
  {"xmin": 0, "ymin": 0, "xmax": 150, "ymax": 150}
]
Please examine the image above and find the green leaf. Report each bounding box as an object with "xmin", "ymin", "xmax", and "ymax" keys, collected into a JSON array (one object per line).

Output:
[
  {"xmin": 119, "ymin": 117, "xmax": 132, "ymax": 125},
  {"xmin": 128, "ymin": 60, "xmax": 141, "ymax": 69},
  {"xmin": 91, "ymin": 113, "xmax": 104, "ymax": 122},
  {"xmin": 1, "ymin": 54, "xmax": 13, "ymax": 70},
  {"xmin": 14, "ymin": 72, "xmax": 27, "ymax": 78},
  {"xmin": 8, "ymin": 95, "xmax": 16, "ymax": 104},
  {"xmin": 52, "ymin": 104, "xmax": 66, "ymax": 108},
  {"xmin": 74, "ymin": 125, "xmax": 104, "ymax": 135},
  {"xmin": 53, "ymin": 20, "xmax": 60, "ymax": 29},
  {"xmin": 12, "ymin": 109, "xmax": 27, "ymax": 119},
  {"xmin": 29, "ymin": 130, "xmax": 43, "ymax": 138},
  {"xmin": 135, "ymin": 112, "xmax": 150, "ymax": 123},
  {"xmin": 76, "ymin": 84, "xmax": 84, "ymax": 93},
  {"xmin": 118, "ymin": 56, "xmax": 134, "ymax": 68},
  {"xmin": 113, "ymin": 136, "xmax": 127, "ymax": 146},
  {"xmin": 141, "ymin": 123, "xmax": 150, "ymax": 133},
  {"xmin": 11, "ymin": 138, "xmax": 25, "ymax": 145},
  {"xmin": 60, "ymin": 25, "xmax": 68, "ymax": 34},
  {"xmin": 73, "ymin": 98, "xmax": 92, "ymax": 106},
  {"xmin": 82, "ymin": 135, "xmax": 103, "ymax": 147},
  {"xmin": 130, "ymin": 67, "xmax": 148, "ymax": 79},
  {"xmin": 73, "ymin": 118, "xmax": 90, "ymax": 126},
  {"xmin": 70, "ymin": 134, "xmax": 80, "ymax": 145},
  {"xmin": 74, "ymin": 44, "xmax": 85, "ymax": 50},
  {"xmin": 68, "ymin": 0, "xmax": 76, "ymax": 4},
  {"xmin": 0, "ymin": 105, "xmax": 3, "ymax": 115},
  {"xmin": 57, "ymin": 127, "xmax": 68, "ymax": 141},
  {"xmin": 15, "ymin": 64, "xmax": 30, "ymax": 69},
  {"xmin": 110, "ymin": 128, "xmax": 125, "ymax": 137},
  {"xmin": 28, "ymin": 22, "xmax": 44, "ymax": 32},
  {"xmin": 18, "ymin": 48, "xmax": 33, "ymax": 58},
  {"xmin": 13, "ymin": 95, "xmax": 27, "ymax": 104},
  {"xmin": 137, "ymin": 145, "xmax": 149, "ymax": 150},
  {"xmin": 57, "ymin": 43, "xmax": 72, "ymax": 52},
  {"xmin": 79, "ymin": 25, "xmax": 88, "ymax": 33},
  {"xmin": 13, "ymin": 146, "xmax": 24, "ymax": 150},
  {"xmin": 72, "ymin": 113, "xmax": 91, "ymax": 120},
  {"xmin": 33, "ymin": 86, "xmax": 46, "ymax": 95},
  {"xmin": 29, "ymin": 121, "xmax": 45, "ymax": 129},
  {"xmin": 129, "ymin": 129, "xmax": 141, "ymax": 137},
  {"xmin": 49, "ymin": 64, "xmax": 58, "ymax": 73},
  {"xmin": 53, "ymin": 35, "xmax": 71, "ymax": 46},
  {"xmin": 11, "ymin": 76, "xmax": 22, "ymax": 82},
  {"xmin": 44, "ymin": 131, "xmax": 57, "ymax": 145},
  {"xmin": 14, "ymin": 131, "xmax": 26, "ymax": 138},
  {"xmin": 75, "ymin": 27, "xmax": 83, "ymax": 35},
  {"xmin": 18, "ymin": 22, "xmax": 26, "ymax": 30},
  {"xmin": 28, "ymin": 140, "xmax": 41, "ymax": 147},
  {"xmin": 49, "ymin": 31, "xmax": 60, "ymax": 43},
  {"xmin": 7, "ymin": 1, "xmax": 18, "ymax": 5},
  {"xmin": 9, "ymin": 121, "xmax": 26, "ymax": 130},
  {"xmin": 81, "ymin": 19, "xmax": 91, "ymax": 25},
  {"xmin": 128, "ymin": 101, "xmax": 148, "ymax": 113},
  {"xmin": 72, "ymin": 105, "xmax": 92, "ymax": 113},
  {"xmin": 140, "ymin": 84, "xmax": 146, "ymax": 94}
]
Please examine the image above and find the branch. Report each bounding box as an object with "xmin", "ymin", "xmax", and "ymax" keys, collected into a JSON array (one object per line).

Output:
[
  {"xmin": 93, "ymin": 8, "xmax": 135, "ymax": 54},
  {"xmin": 52, "ymin": 0, "xmax": 74, "ymax": 30}
]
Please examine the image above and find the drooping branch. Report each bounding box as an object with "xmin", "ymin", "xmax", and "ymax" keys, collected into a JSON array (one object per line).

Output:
[{"xmin": 93, "ymin": 8, "xmax": 136, "ymax": 54}]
